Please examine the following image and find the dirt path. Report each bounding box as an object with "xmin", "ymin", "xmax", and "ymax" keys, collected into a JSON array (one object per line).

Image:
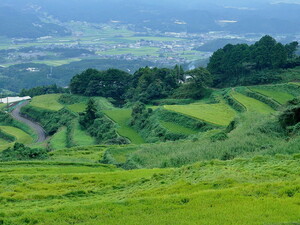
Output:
[{"xmin": 11, "ymin": 101, "xmax": 46, "ymax": 143}]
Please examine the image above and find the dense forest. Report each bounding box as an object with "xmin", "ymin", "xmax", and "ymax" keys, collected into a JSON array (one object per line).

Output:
[{"xmin": 208, "ymin": 35, "xmax": 300, "ymax": 87}]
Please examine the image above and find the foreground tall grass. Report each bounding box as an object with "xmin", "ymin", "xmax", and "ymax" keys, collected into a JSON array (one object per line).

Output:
[{"xmin": 0, "ymin": 156, "xmax": 299, "ymax": 225}]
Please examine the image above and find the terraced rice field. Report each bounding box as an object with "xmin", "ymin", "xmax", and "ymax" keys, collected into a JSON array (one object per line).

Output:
[
  {"xmin": 103, "ymin": 109, "xmax": 145, "ymax": 144},
  {"xmin": 0, "ymin": 126, "xmax": 33, "ymax": 144},
  {"xmin": 164, "ymin": 102, "xmax": 236, "ymax": 126},
  {"xmin": 160, "ymin": 121, "xmax": 198, "ymax": 135},
  {"xmin": 30, "ymin": 94, "xmax": 63, "ymax": 111},
  {"xmin": 249, "ymin": 87, "xmax": 294, "ymax": 104},
  {"xmin": 231, "ymin": 92, "xmax": 274, "ymax": 114}
]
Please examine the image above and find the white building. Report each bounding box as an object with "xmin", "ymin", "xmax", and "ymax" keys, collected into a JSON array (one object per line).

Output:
[{"xmin": 0, "ymin": 96, "xmax": 31, "ymax": 104}]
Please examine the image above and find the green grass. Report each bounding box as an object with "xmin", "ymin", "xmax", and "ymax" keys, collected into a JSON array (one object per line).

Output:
[
  {"xmin": 0, "ymin": 103, "xmax": 6, "ymax": 110},
  {"xmin": 0, "ymin": 156, "xmax": 299, "ymax": 224},
  {"xmin": 67, "ymin": 103, "xmax": 87, "ymax": 113},
  {"xmin": 30, "ymin": 94, "xmax": 64, "ymax": 111},
  {"xmin": 103, "ymin": 109, "xmax": 145, "ymax": 144},
  {"xmin": 73, "ymin": 123, "xmax": 95, "ymax": 146},
  {"xmin": 0, "ymin": 138, "xmax": 9, "ymax": 145},
  {"xmin": 0, "ymin": 126, "xmax": 33, "ymax": 145},
  {"xmin": 94, "ymin": 97, "xmax": 115, "ymax": 110},
  {"xmin": 49, "ymin": 127, "xmax": 67, "ymax": 150},
  {"xmin": 249, "ymin": 87, "xmax": 295, "ymax": 104},
  {"xmin": 289, "ymin": 82, "xmax": 300, "ymax": 86},
  {"xmin": 160, "ymin": 121, "xmax": 198, "ymax": 135},
  {"xmin": 231, "ymin": 91, "xmax": 275, "ymax": 114},
  {"xmin": 49, "ymin": 145, "xmax": 106, "ymax": 164},
  {"xmin": 164, "ymin": 102, "xmax": 236, "ymax": 126}
]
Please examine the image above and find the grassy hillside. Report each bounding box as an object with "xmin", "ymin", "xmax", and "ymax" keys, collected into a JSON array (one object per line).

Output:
[
  {"xmin": 1, "ymin": 82, "xmax": 300, "ymax": 224},
  {"xmin": 0, "ymin": 156, "xmax": 299, "ymax": 224}
]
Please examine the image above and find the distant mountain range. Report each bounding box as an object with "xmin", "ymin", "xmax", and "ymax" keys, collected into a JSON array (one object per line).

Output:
[{"xmin": 0, "ymin": 0, "xmax": 300, "ymax": 38}]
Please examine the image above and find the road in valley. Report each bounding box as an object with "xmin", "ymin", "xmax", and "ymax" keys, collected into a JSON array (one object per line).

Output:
[{"xmin": 11, "ymin": 101, "xmax": 46, "ymax": 143}]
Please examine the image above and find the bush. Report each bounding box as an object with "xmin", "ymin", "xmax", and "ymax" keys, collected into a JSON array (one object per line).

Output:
[{"xmin": 0, "ymin": 143, "xmax": 48, "ymax": 161}]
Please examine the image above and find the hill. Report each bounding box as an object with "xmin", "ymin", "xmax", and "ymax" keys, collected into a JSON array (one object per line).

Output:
[{"xmin": 1, "ymin": 80, "xmax": 300, "ymax": 224}]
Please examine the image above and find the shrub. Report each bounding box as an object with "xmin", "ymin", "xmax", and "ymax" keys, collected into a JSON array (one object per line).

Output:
[{"xmin": 0, "ymin": 143, "xmax": 48, "ymax": 161}]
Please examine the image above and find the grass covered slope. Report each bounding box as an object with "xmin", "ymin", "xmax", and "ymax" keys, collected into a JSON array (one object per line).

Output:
[
  {"xmin": 0, "ymin": 126, "xmax": 33, "ymax": 150},
  {"xmin": 164, "ymin": 102, "xmax": 236, "ymax": 126},
  {"xmin": 231, "ymin": 91, "xmax": 274, "ymax": 114},
  {"xmin": 29, "ymin": 94, "xmax": 64, "ymax": 111},
  {"xmin": 103, "ymin": 109, "xmax": 145, "ymax": 144},
  {"xmin": 249, "ymin": 87, "xmax": 295, "ymax": 104},
  {"xmin": 0, "ymin": 156, "xmax": 299, "ymax": 225}
]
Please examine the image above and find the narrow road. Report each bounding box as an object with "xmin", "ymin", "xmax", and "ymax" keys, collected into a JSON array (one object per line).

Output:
[{"xmin": 11, "ymin": 101, "xmax": 46, "ymax": 143}]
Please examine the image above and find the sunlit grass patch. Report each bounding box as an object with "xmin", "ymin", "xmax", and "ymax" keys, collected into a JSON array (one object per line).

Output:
[
  {"xmin": 160, "ymin": 121, "xmax": 198, "ymax": 135},
  {"xmin": 249, "ymin": 87, "xmax": 294, "ymax": 104},
  {"xmin": 164, "ymin": 102, "xmax": 236, "ymax": 126},
  {"xmin": 49, "ymin": 127, "xmax": 67, "ymax": 150},
  {"xmin": 0, "ymin": 126, "xmax": 33, "ymax": 144},
  {"xmin": 231, "ymin": 92, "xmax": 274, "ymax": 114},
  {"xmin": 30, "ymin": 94, "xmax": 64, "ymax": 111}
]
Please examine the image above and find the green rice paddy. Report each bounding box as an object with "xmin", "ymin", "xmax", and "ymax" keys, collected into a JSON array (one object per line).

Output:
[
  {"xmin": 231, "ymin": 91, "xmax": 275, "ymax": 114},
  {"xmin": 164, "ymin": 102, "xmax": 236, "ymax": 126}
]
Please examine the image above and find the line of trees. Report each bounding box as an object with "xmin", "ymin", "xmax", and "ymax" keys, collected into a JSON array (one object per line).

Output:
[{"xmin": 70, "ymin": 66, "xmax": 212, "ymax": 104}]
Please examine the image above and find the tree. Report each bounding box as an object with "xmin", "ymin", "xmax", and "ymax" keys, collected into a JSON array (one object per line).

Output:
[
  {"xmin": 285, "ymin": 41, "xmax": 299, "ymax": 58},
  {"xmin": 80, "ymin": 98, "xmax": 98, "ymax": 128},
  {"xmin": 271, "ymin": 43, "xmax": 287, "ymax": 68}
]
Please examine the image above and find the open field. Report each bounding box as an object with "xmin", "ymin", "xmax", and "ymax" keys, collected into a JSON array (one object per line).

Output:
[
  {"xmin": 249, "ymin": 87, "xmax": 295, "ymax": 104},
  {"xmin": 0, "ymin": 126, "xmax": 33, "ymax": 144},
  {"xmin": 73, "ymin": 123, "xmax": 95, "ymax": 146},
  {"xmin": 160, "ymin": 121, "xmax": 198, "ymax": 135},
  {"xmin": 103, "ymin": 109, "xmax": 145, "ymax": 144},
  {"xmin": 49, "ymin": 127, "xmax": 67, "ymax": 150},
  {"xmin": 164, "ymin": 102, "xmax": 236, "ymax": 126},
  {"xmin": 231, "ymin": 91, "xmax": 274, "ymax": 114},
  {"xmin": 0, "ymin": 156, "xmax": 299, "ymax": 224},
  {"xmin": 30, "ymin": 94, "xmax": 63, "ymax": 111}
]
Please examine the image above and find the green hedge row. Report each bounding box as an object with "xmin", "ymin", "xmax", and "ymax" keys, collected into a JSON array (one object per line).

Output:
[{"xmin": 223, "ymin": 90, "xmax": 246, "ymax": 112}]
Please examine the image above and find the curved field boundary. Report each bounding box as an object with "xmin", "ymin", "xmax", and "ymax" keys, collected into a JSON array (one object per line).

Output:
[
  {"xmin": 223, "ymin": 90, "xmax": 247, "ymax": 112},
  {"xmin": 164, "ymin": 103, "xmax": 236, "ymax": 126},
  {"xmin": 0, "ymin": 126, "xmax": 33, "ymax": 150},
  {"xmin": 231, "ymin": 91, "xmax": 274, "ymax": 114},
  {"xmin": 248, "ymin": 87, "xmax": 294, "ymax": 105},
  {"xmin": 103, "ymin": 109, "xmax": 145, "ymax": 144}
]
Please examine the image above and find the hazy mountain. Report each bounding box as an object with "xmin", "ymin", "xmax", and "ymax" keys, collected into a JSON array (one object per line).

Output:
[{"xmin": 0, "ymin": 0, "xmax": 299, "ymax": 38}]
